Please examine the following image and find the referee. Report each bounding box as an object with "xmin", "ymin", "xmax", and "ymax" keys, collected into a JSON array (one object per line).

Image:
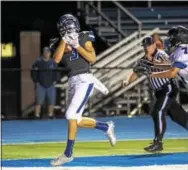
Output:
[{"xmin": 123, "ymin": 36, "xmax": 188, "ymax": 152}]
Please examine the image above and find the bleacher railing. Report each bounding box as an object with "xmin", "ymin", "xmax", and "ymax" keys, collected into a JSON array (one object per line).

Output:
[
  {"xmin": 2, "ymin": 68, "xmax": 188, "ymax": 120},
  {"xmin": 78, "ymin": 1, "xmax": 142, "ymax": 45},
  {"xmin": 112, "ymin": 1, "xmax": 142, "ymax": 38}
]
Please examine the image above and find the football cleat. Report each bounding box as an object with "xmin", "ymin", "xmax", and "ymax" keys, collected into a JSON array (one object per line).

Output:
[
  {"xmin": 144, "ymin": 141, "xmax": 163, "ymax": 152},
  {"xmin": 106, "ymin": 121, "xmax": 116, "ymax": 147},
  {"xmin": 50, "ymin": 154, "xmax": 74, "ymax": 166}
]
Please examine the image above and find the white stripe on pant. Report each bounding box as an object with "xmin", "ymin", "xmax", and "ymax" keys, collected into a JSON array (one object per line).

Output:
[{"xmin": 158, "ymin": 85, "xmax": 172, "ymax": 133}]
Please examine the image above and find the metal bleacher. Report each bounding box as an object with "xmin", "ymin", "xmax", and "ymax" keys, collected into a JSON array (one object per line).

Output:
[
  {"xmin": 56, "ymin": 28, "xmax": 166, "ymax": 116},
  {"xmin": 89, "ymin": 28, "xmax": 160, "ymax": 114},
  {"xmin": 55, "ymin": 2, "xmax": 188, "ymax": 116},
  {"xmin": 126, "ymin": 7, "xmax": 188, "ymax": 30},
  {"xmin": 78, "ymin": 2, "xmax": 188, "ymax": 46}
]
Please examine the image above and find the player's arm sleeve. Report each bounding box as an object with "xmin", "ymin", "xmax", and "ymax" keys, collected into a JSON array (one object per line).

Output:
[
  {"xmin": 172, "ymin": 61, "xmax": 187, "ymax": 69},
  {"xmin": 30, "ymin": 60, "xmax": 39, "ymax": 83},
  {"xmin": 151, "ymin": 61, "xmax": 187, "ymax": 78},
  {"xmin": 53, "ymin": 40, "xmax": 66, "ymax": 64},
  {"xmin": 151, "ymin": 49, "xmax": 187, "ymax": 78}
]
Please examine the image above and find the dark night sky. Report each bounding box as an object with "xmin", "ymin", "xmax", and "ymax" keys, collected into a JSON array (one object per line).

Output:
[
  {"xmin": 2, "ymin": 1, "xmax": 188, "ymax": 42},
  {"xmin": 1, "ymin": 1, "xmax": 80, "ymax": 68},
  {"xmin": 2, "ymin": 1, "xmax": 78, "ymax": 42}
]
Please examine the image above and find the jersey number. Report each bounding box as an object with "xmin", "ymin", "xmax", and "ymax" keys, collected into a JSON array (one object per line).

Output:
[
  {"xmin": 70, "ymin": 49, "xmax": 79, "ymax": 61},
  {"xmin": 182, "ymin": 47, "xmax": 188, "ymax": 54}
]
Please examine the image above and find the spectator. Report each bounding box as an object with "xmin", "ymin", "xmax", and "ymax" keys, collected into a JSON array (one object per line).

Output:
[
  {"xmin": 31, "ymin": 47, "xmax": 60, "ymax": 119},
  {"xmin": 1, "ymin": 114, "xmax": 5, "ymax": 120},
  {"xmin": 152, "ymin": 33, "xmax": 164, "ymax": 50}
]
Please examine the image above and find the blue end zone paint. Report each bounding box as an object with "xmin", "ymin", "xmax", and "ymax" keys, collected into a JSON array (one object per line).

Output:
[
  {"xmin": 2, "ymin": 116, "xmax": 188, "ymax": 144},
  {"xmin": 2, "ymin": 153, "xmax": 188, "ymax": 167}
]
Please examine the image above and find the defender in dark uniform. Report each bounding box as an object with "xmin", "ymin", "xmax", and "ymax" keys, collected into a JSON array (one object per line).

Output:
[{"xmin": 50, "ymin": 14, "xmax": 116, "ymax": 166}]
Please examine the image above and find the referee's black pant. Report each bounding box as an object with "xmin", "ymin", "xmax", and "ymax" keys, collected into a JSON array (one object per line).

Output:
[{"xmin": 151, "ymin": 82, "xmax": 188, "ymax": 142}]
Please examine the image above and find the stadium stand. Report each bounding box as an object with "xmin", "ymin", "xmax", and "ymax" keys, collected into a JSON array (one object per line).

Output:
[{"xmin": 60, "ymin": 1, "xmax": 188, "ymax": 116}]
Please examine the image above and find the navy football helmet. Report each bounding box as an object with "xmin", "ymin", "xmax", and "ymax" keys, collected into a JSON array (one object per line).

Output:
[
  {"xmin": 167, "ymin": 25, "xmax": 188, "ymax": 48},
  {"xmin": 57, "ymin": 14, "xmax": 80, "ymax": 37}
]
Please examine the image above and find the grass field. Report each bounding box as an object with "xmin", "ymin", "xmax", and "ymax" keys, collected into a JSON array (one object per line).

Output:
[
  {"xmin": 2, "ymin": 118, "xmax": 188, "ymax": 170},
  {"xmin": 2, "ymin": 139, "xmax": 188, "ymax": 160}
]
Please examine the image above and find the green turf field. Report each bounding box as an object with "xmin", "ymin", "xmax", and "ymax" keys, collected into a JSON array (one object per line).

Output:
[{"xmin": 2, "ymin": 139, "xmax": 188, "ymax": 160}]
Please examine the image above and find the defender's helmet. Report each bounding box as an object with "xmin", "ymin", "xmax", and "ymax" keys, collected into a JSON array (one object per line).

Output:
[
  {"xmin": 167, "ymin": 25, "xmax": 188, "ymax": 48},
  {"xmin": 57, "ymin": 14, "xmax": 80, "ymax": 37}
]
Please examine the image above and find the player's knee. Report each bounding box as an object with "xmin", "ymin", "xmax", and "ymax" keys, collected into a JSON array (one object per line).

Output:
[
  {"xmin": 65, "ymin": 113, "xmax": 82, "ymax": 126},
  {"xmin": 65, "ymin": 112, "xmax": 75, "ymax": 120},
  {"xmin": 77, "ymin": 117, "xmax": 82, "ymax": 126},
  {"xmin": 65, "ymin": 112, "xmax": 81, "ymax": 121}
]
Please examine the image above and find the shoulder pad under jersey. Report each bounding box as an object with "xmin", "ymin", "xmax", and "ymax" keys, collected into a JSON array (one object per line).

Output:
[
  {"xmin": 79, "ymin": 31, "xmax": 95, "ymax": 44},
  {"xmin": 171, "ymin": 45, "xmax": 188, "ymax": 63}
]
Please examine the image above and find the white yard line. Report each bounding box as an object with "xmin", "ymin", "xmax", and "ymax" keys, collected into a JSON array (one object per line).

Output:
[
  {"xmin": 2, "ymin": 137, "xmax": 188, "ymax": 146},
  {"xmin": 3, "ymin": 150, "xmax": 188, "ymax": 161},
  {"xmin": 2, "ymin": 165, "xmax": 188, "ymax": 170}
]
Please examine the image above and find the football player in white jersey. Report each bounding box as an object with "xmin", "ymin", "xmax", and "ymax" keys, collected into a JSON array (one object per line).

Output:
[
  {"xmin": 150, "ymin": 26, "xmax": 188, "ymax": 86},
  {"xmin": 50, "ymin": 14, "xmax": 116, "ymax": 166},
  {"xmin": 149, "ymin": 26, "xmax": 188, "ymax": 134}
]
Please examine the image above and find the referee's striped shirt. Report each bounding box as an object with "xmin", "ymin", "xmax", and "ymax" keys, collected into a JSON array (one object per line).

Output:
[{"xmin": 139, "ymin": 49, "xmax": 172, "ymax": 90}]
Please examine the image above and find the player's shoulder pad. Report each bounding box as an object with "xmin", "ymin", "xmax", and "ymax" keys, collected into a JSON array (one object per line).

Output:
[
  {"xmin": 79, "ymin": 31, "xmax": 95, "ymax": 43},
  {"xmin": 173, "ymin": 46, "xmax": 188, "ymax": 62}
]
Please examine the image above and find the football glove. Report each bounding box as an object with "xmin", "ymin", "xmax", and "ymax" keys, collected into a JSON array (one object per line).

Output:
[
  {"xmin": 63, "ymin": 32, "xmax": 79, "ymax": 48},
  {"xmin": 138, "ymin": 58, "xmax": 153, "ymax": 68},
  {"xmin": 133, "ymin": 59, "xmax": 152, "ymax": 76},
  {"xmin": 49, "ymin": 37, "xmax": 59, "ymax": 52},
  {"xmin": 133, "ymin": 65, "xmax": 151, "ymax": 76},
  {"xmin": 62, "ymin": 33, "xmax": 72, "ymax": 44}
]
